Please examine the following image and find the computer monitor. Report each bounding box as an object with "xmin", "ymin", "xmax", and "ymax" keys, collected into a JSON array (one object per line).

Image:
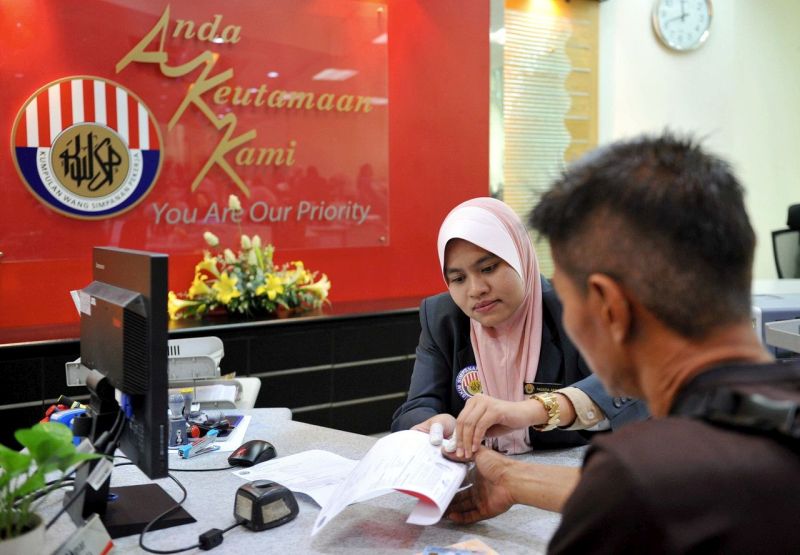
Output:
[{"xmin": 65, "ymin": 247, "xmax": 194, "ymax": 538}]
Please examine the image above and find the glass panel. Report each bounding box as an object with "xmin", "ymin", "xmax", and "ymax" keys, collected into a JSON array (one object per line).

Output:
[
  {"xmin": 0, "ymin": 0, "xmax": 389, "ymax": 262},
  {"xmin": 490, "ymin": 0, "xmax": 598, "ymax": 276}
]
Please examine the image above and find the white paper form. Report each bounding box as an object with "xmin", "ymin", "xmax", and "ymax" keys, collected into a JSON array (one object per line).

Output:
[
  {"xmin": 312, "ymin": 430, "xmax": 467, "ymax": 535},
  {"xmin": 231, "ymin": 449, "xmax": 358, "ymax": 506}
]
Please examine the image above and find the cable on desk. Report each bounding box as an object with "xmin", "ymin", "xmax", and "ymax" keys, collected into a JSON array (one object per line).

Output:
[
  {"xmin": 14, "ymin": 479, "xmax": 75, "ymax": 508},
  {"xmin": 46, "ymin": 409, "xmax": 127, "ymax": 530},
  {"xmin": 139, "ymin": 471, "xmax": 243, "ymax": 553},
  {"xmin": 45, "ymin": 457, "xmax": 106, "ymax": 530},
  {"xmin": 169, "ymin": 466, "xmax": 233, "ymax": 472}
]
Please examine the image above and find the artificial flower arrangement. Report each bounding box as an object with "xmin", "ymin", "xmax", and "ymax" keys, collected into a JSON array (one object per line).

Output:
[{"xmin": 168, "ymin": 195, "xmax": 331, "ymax": 320}]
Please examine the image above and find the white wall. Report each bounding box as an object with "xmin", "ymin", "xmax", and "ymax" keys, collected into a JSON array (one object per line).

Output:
[{"xmin": 599, "ymin": 0, "xmax": 800, "ymax": 278}]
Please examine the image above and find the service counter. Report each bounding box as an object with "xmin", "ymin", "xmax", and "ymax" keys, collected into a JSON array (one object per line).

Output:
[{"xmin": 0, "ymin": 298, "xmax": 424, "ymax": 447}]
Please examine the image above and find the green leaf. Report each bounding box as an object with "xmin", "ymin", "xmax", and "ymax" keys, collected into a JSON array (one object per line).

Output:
[
  {"xmin": 0, "ymin": 444, "xmax": 31, "ymax": 481},
  {"xmin": 14, "ymin": 469, "xmax": 45, "ymax": 499},
  {"xmin": 14, "ymin": 422, "xmax": 99, "ymax": 474},
  {"xmin": 17, "ymin": 423, "xmax": 72, "ymax": 467}
]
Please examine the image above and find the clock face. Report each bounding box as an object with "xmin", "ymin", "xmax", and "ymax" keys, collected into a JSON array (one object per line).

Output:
[{"xmin": 653, "ymin": 0, "xmax": 713, "ymax": 51}]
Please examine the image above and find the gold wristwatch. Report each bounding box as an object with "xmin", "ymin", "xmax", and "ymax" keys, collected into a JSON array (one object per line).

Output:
[{"xmin": 531, "ymin": 392, "xmax": 560, "ymax": 431}]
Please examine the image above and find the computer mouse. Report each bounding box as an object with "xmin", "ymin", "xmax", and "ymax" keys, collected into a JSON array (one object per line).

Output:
[{"xmin": 228, "ymin": 439, "xmax": 277, "ymax": 467}]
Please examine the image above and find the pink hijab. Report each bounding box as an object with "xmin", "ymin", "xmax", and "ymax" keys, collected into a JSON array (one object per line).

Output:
[{"xmin": 437, "ymin": 198, "xmax": 543, "ymax": 454}]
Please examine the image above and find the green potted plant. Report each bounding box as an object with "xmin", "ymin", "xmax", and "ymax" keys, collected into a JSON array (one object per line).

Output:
[{"xmin": 0, "ymin": 422, "xmax": 101, "ymax": 553}]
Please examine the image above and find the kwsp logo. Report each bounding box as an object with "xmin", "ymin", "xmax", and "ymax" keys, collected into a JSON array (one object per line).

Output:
[{"xmin": 11, "ymin": 76, "xmax": 163, "ymax": 219}]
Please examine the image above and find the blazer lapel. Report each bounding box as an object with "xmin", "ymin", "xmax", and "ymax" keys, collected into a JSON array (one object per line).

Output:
[
  {"xmin": 456, "ymin": 345, "xmax": 476, "ymax": 371},
  {"xmin": 536, "ymin": 322, "xmax": 564, "ymax": 383}
]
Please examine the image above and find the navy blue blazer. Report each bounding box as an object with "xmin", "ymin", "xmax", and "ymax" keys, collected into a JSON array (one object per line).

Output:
[{"xmin": 391, "ymin": 278, "xmax": 648, "ymax": 447}]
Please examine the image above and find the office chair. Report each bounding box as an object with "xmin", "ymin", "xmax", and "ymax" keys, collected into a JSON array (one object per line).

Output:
[{"xmin": 772, "ymin": 204, "xmax": 800, "ymax": 278}]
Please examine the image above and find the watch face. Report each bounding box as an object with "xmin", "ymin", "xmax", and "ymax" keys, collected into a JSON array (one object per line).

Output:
[{"xmin": 653, "ymin": 0, "xmax": 712, "ymax": 51}]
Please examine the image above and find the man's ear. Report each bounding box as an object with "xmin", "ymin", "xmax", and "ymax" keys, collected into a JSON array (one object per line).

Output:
[{"xmin": 586, "ymin": 273, "xmax": 631, "ymax": 345}]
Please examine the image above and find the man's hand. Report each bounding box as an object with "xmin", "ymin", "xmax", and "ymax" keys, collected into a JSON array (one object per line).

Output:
[
  {"xmin": 445, "ymin": 447, "xmax": 516, "ymax": 524},
  {"xmin": 445, "ymin": 446, "xmax": 582, "ymax": 521}
]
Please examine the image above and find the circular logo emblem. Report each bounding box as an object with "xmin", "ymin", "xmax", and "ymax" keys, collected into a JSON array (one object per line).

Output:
[
  {"xmin": 455, "ymin": 365, "xmax": 482, "ymax": 401},
  {"xmin": 11, "ymin": 76, "xmax": 163, "ymax": 219},
  {"xmin": 524, "ymin": 383, "xmax": 535, "ymax": 395}
]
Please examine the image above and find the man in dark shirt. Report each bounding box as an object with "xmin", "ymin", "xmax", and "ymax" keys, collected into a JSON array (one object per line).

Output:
[{"xmin": 444, "ymin": 133, "xmax": 800, "ymax": 553}]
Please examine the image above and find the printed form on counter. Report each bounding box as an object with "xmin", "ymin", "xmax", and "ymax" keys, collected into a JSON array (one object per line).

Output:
[{"xmin": 231, "ymin": 430, "xmax": 468, "ymax": 535}]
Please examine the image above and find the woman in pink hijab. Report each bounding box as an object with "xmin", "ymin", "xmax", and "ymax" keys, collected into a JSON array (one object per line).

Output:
[{"xmin": 391, "ymin": 198, "xmax": 646, "ymax": 455}]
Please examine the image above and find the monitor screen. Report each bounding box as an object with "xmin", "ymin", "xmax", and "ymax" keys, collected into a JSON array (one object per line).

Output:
[
  {"xmin": 66, "ymin": 247, "xmax": 194, "ymax": 538},
  {"xmin": 80, "ymin": 246, "xmax": 169, "ymax": 479}
]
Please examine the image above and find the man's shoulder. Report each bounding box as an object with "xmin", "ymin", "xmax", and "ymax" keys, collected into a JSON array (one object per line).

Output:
[
  {"xmin": 588, "ymin": 415, "xmax": 800, "ymax": 493},
  {"xmin": 591, "ymin": 414, "xmax": 792, "ymax": 459},
  {"xmin": 557, "ymin": 415, "xmax": 800, "ymax": 554}
]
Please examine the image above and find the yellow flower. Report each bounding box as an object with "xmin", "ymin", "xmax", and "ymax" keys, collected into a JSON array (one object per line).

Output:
[
  {"xmin": 203, "ymin": 231, "xmax": 219, "ymax": 247},
  {"xmin": 256, "ymin": 274, "xmax": 284, "ymax": 301},
  {"xmin": 228, "ymin": 194, "xmax": 242, "ymax": 212},
  {"xmin": 283, "ymin": 261, "xmax": 309, "ymax": 285},
  {"xmin": 195, "ymin": 254, "xmax": 221, "ymax": 278},
  {"xmin": 301, "ymin": 274, "xmax": 331, "ymax": 301},
  {"xmin": 241, "ymin": 234, "xmax": 252, "ymax": 250},
  {"xmin": 168, "ymin": 291, "xmax": 203, "ymax": 320},
  {"xmin": 213, "ymin": 272, "xmax": 241, "ymax": 304},
  {"xmin": 188, "ymin": 275, "xmax": 212, "ymax": 298}
]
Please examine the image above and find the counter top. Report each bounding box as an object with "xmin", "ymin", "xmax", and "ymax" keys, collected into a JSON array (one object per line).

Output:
[
  {"xmin": 42, "ymin": 408, "xmax": 584, "ymax": 554},
  {"xmin": 0, "ymin": 296, "xmax": 423, "ymax": 347}
]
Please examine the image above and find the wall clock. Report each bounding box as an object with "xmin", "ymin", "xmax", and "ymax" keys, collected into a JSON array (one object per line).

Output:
[{"xmin": 652, "ymin": 0, "xmax": 713, "ymax": 51}]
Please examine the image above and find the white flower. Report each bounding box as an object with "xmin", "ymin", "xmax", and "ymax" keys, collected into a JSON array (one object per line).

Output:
[
  {"xmin": 228, "ymin": 194, "xmax": 242, "ymax": 212},
  {"xmin": 203, "ymin": 231, "xmax": 219, "ymax": 247},
  {"xmin": 241, "ymin": 234, "xmax": 252, "ymax": 250},
  {"xmin": 224, "ymin": 249, "xmax": 237, "ymax": 264},
  {"xmin": 252, "ymin": 234, "xmax": 262, "ymax": 250}
]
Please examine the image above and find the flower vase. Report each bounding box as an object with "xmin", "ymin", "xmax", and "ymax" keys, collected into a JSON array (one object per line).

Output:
[
  {"xmin": 0, "ymin": 514, "xmax": 45, "ymax": 555},
  {"xmin": 275, "ymin": 305, "xmax": 323, "ymax": 319},
  {"xmin": 203, "ymin": 305, "xmax": 229, "ymax": 319},
  {"xmin": 275, "ymin": 305, "xmax": 297, "ymax": 319}
]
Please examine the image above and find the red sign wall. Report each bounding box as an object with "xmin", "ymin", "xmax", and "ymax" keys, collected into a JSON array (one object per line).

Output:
[
  {"xmin": 4, "ymin": 0, "xmax": 388, "ymax": 261},
  {"xmin": 0, "ymin": 0, "xmax": 489, "ymax": 338}
]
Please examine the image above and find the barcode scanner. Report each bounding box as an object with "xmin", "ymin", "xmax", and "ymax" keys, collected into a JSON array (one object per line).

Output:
[{"xmin": 233, "ymin": 480, "xmax": 299, "ymax": 531}]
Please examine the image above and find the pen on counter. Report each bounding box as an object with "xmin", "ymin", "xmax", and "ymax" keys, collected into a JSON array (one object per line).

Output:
[{"xmin": 178, "ymin": 428, "xmax": 220, "ymax": 459}]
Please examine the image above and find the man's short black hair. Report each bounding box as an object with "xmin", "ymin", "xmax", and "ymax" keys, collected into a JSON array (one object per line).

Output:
[{"xmin": 529, "ymin": 133, "xmax": 755, "ymax": 338}]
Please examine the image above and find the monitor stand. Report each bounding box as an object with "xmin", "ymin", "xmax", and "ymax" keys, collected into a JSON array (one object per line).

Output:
[
  {"xmin": 65, "ymin": 374, "xmax": 196, "ymax": 538},
  {"xmin": 102, "ymin": 483, "xmax": 195, "ymax": 539},
  {"xmin": 65, "ymin": 450, "xmax": 196, "ymax": 539}
]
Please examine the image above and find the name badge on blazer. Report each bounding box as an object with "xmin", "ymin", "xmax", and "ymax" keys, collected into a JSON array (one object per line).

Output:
[{"xmin": 523, "ymin": 382, "xmax": 561, "ymax": 396}]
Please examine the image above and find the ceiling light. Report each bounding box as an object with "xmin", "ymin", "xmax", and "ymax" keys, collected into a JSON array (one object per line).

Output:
[{"xmin": 312, "ymin": 69, "xmax": 358, "ymax": 81}]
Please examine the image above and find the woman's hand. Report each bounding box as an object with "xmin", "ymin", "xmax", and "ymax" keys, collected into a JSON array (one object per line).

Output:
[
  {"xmin": 454, "ymin": 394, "xmax": 545, "ymax": 458},
  {"xmin": 411, "ymin": 413, "xmax": 457, "ymax": 445}
]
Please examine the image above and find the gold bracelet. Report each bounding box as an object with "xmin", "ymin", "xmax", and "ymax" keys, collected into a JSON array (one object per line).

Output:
[{"xmin": 531, "ymin": 392, "xmax": 560, "ymax": 432}]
